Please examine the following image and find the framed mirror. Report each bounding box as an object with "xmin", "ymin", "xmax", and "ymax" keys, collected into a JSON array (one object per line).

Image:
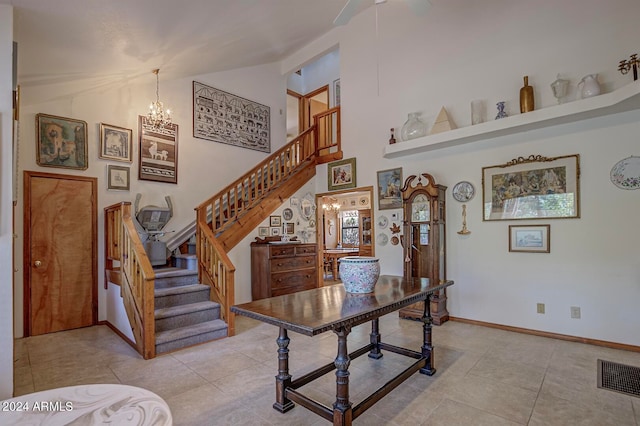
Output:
[{"xmin": 298, "ymin": 192, "xmax": 316, "ymax": 221}]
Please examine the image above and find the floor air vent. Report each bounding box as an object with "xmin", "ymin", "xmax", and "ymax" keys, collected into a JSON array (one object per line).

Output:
[{"xmin": 597, "ymin": 359, "xmax": 640, "ymax": 398}]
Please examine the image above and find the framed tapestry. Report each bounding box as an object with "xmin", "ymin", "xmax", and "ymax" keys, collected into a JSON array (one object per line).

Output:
[
  {"xmin": 377, "ymin": 167, "xmax": 403, "ymax": 210},
  {"xmin": 482, "ymin": 154, "xmax": 580, "ymax": 221},
  {"xmin": 138, "ymin": 116, "xmax": 178, "ymax": 184},
  {"xmin": 193, "ymin": 81, "xmax": 270, "ymax": 153},
  {"xmin": 100, "ymin": 123, "xmax": 132, "ymax": 162},
  {"xmin": 36, "ymin": 113, "xmax": 88, "ymax": 170},
  {"xmin": 328, "ymin": 157, "xmax": 356, "ymax": 191}
]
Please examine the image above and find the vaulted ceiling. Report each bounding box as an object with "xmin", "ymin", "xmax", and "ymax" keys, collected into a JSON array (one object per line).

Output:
[{"xmin": 3, "ymin": 0, "xmax": 367, "ymax": 100}]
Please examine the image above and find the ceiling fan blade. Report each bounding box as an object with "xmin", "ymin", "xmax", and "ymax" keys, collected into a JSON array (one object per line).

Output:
[
  {"xmin": 333, "ymin": 0, "xmax": 366, "ymax": 26},
  {"xmin": 404, "ymin": 0, "xmax": 432, "ymax": 16}
]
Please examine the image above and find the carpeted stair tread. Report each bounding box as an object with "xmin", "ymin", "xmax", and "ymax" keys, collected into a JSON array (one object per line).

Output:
[
  {"xmin": 155, "ymin": 319, "xmax": 227, "ymax": 345},
  {"xmin": 154, "ymin": 283, "xmax": 209, "ymax": 297},
  {"xmin": 155, "ymin": 300, "xmax": 220, "ymax": 320},
  {"xmin": 153, "ymin": 267, "xmax": 198, "ymax": 278}
]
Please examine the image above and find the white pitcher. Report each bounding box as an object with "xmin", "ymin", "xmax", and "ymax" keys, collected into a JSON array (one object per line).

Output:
[{"xmin": 577, "ymin": 74, "xmax": 601, "ymax": 99}]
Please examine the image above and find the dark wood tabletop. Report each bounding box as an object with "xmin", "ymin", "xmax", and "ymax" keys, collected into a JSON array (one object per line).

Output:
[{"xmin": 231, "ymin": 275, "xmax": 454, "ymax": 336}]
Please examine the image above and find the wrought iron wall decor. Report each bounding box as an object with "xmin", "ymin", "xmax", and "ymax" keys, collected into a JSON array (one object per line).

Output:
[{"xmin": 193, "ymin": 81, "xmax": 270, "ymax": 153}]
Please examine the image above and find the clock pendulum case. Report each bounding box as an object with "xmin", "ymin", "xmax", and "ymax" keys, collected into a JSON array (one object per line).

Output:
[{"xmin": 399, "ymin": 173, "xmax": 449, "ymax": 324}]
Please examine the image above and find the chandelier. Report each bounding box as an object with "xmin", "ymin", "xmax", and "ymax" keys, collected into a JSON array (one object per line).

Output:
[
  {"xmin": 322, "ymin": 198, "xmax": 341, "ymax": 213},
  {"xmin": 147, "ymin": 68, "xmax": 172, "ymax": 129}
]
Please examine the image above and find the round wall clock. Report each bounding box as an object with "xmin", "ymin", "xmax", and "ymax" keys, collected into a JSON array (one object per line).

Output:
[{"xmin": 452, "ymin": 181, "xmax": 475, "ymax": 202}]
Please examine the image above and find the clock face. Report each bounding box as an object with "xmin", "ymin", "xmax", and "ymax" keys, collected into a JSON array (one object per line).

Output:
[{"xmin": 452, "ymin": 181, "xmax": 475, "ymax": 202}]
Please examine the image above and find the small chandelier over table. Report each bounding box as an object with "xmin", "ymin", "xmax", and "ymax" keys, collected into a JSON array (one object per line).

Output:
[
  {"xmin": 322, "ymin": 198, "xmax": 341, "ymax": 213},
  {"xmin": 147, "ymin": 68, "xmax": 172, "ymax": 129}
]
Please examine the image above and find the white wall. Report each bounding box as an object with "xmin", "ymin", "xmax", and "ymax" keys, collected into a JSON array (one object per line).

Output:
[
  {"xmin": 14, "ymin": 62, "xmax": 289, "ymax": 337},
  {"xmin": 287, "ymin": 0, "xmax": 640, "ymax": 346},
  {"xmin": 0, "ymin": 4, "xmax": 15, "ymax": 399}
]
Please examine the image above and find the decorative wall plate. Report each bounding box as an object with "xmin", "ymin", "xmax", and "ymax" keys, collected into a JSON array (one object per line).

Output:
[
  {"xmin": 377, "ymin": 215, "xmax": 388, "ymax": 229},
  {"xmin": 452, "ymin": 181, "xmax": 475, "ymax": 202},
  {"xmin": 377, "ymin": 233, "xmax": 388, "ymax": 246},
  {"xmin": 610, "ymin": 156, "xmax": 640, "ymax": 190},
  {"xmin": 282, "ymin": 208, "xmax": 293, "ymax": 221}
]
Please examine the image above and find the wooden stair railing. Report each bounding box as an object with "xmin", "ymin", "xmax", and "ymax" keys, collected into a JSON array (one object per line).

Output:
[
  {"xmin": 195, "ymin": 107, "xmax": 341, "ymax": 337},
  {"xmin": 103, "ymin": 107, "xmax": 340, "ymax": 355},
  {"xmin": 105, "ymin": 202, "xmax": 156, "ymax": 359}
]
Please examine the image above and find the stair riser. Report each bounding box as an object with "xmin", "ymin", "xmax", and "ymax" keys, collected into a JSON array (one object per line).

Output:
[
  {"xmin": 156, "ymin": 328, "xmax": 228, "ymax": 354},
  {"xmin": 155, "ymin": 307, "xmax": 221, "ymax": 332},
  {"xmin": 155, "ymin": 289, "xmax": 210, "ymax": 309},
  {"xmin": 154, "ymin": 274, "xmax": 199, "ymax": 289}
]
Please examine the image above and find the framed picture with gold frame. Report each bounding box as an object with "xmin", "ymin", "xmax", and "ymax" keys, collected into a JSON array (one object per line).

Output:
[
  {"xmin": 482, "ymin": 154, "xmax": 580, "ymax": 221},
  {"xmin": 328, "ymin": 157, "xmax": 356, "ymax": 191},
  {"xmin": 36, "ymin": 113, "xmax": 88, "ymax": 170},
  {"xmin": 509, "ymin": 225, "xmax": 550, "ymax": 253}
]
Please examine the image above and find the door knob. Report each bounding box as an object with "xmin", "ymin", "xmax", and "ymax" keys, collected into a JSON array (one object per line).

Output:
[{"xmin": 34, "ymin": 260, "xmax": 42, "ymax": 268}]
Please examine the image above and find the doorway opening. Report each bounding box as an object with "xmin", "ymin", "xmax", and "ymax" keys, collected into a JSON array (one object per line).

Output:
[{"xmin": 315, "ymin": 186, "xmax": 375, "ymax": 285}]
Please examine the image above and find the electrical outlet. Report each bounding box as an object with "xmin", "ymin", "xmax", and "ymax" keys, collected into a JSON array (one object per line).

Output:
[
  {"xmin": 537, "ymin": 303, "xmax": 545, "ymax": 314},
  {"xmin": 570, "ymin": 306, "xmax": 581, "ymax": 319}
]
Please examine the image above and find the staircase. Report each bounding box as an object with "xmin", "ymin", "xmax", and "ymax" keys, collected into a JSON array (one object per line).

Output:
[
  {"xmin": 153, "ymin": 266, "xmax": 228, "ymax": 354},
  {"xmin": 104, "ymin": 106, "xmax": 341, "ymax": 359}
]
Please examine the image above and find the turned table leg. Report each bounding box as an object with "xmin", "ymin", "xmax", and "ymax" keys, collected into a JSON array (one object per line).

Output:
[
  {"xmin": 420, "ymin": 295, "xmax": 436, "ymax": 376},
  {"xmin": 273, "ymin": 327, "xmax": 295, "ymax": 412},
  {"xmin": 368, "ymin": 318, "xmax": 383, "ymax": 359},
  {"xmin": 333, "ymin": 325, "xmax": 352, "ymax": 426}
]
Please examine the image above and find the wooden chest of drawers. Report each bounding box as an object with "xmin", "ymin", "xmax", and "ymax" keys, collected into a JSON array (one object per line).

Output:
[{"xmin": 250, "ymin": 242, "xmax": 318, "ymax": 300}]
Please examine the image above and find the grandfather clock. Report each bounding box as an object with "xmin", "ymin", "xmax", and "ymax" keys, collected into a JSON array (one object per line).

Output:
[{"xmin": 399, "ymin": 173, "xmax": 449, "ymax": 324}]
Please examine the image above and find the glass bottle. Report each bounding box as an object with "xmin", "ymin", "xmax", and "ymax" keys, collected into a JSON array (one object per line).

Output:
[{"xmin": 401, "ymin": 112, "xmax": 427, "ymax": 141}]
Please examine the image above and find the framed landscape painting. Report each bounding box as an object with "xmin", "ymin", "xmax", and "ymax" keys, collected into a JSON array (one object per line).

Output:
[
  {"xmin": 482, "ymin": 154, "xmax": 580, "ymax": 221},
  {"xmin": 377, "ymin": 168, "xmax": 403, "ymax": 210},
  {"xmin": 36, "ymin": 113, "xmax": 88, "ymax": 170}
]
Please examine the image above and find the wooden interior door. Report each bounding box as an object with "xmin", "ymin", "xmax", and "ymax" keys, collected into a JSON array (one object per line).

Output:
[{"xmin": 24, "ymin": 171, "xmax": 97, "ymax": 336}]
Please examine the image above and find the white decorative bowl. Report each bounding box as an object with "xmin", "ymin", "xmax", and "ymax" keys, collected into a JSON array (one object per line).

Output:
[{"xmin": 339, "ymin": 256, "xmax": 380, "ymax": 293}]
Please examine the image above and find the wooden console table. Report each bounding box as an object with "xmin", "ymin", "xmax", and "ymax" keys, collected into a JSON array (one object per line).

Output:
[{"xmin": 231, "ymin": 275, "xmax": 454, "ymax": 426}]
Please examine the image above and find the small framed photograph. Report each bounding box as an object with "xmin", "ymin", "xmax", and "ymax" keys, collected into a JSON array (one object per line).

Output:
[
  {"xmin": 100, "ymin": 123, "xmax": 133, "ymax": 162},
  {"xmin": 271, "ymin": 227, "xmax": 281, "ymax": 236},
  {"xmin": 509, "ymin": 225, "xmax": 550, "ymax": 253},
  {"xmin": 258, "ymin": 227, "xmax": 269, "ymax": 237},
  {"xmin": 107, "ymin": 165, "xmax": 130, "ymax": 191},
  {"xmin": 270, "ymin": 215, "xmax": 282, "ymax": 227},
  {"xmin": 283, "ymin": 222, "xmax": 295, "ymax": 234},
  {"xmin": 333, "ymin": 78, "xmax": 341, "ymax": 106},
  {"xmin": 328, "ymin": 157, "xmax": 356, "ymax": 191}
]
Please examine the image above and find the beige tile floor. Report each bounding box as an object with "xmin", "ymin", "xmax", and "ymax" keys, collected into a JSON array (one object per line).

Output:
[{"xmin": 12, "ymin": 315, "xmax": 640, "ymax": 425}]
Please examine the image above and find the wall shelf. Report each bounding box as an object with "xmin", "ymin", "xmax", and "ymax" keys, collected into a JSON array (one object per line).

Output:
[{"xmin": 383, "ymin": 80, "xmax": 640, "ymax": 158}]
